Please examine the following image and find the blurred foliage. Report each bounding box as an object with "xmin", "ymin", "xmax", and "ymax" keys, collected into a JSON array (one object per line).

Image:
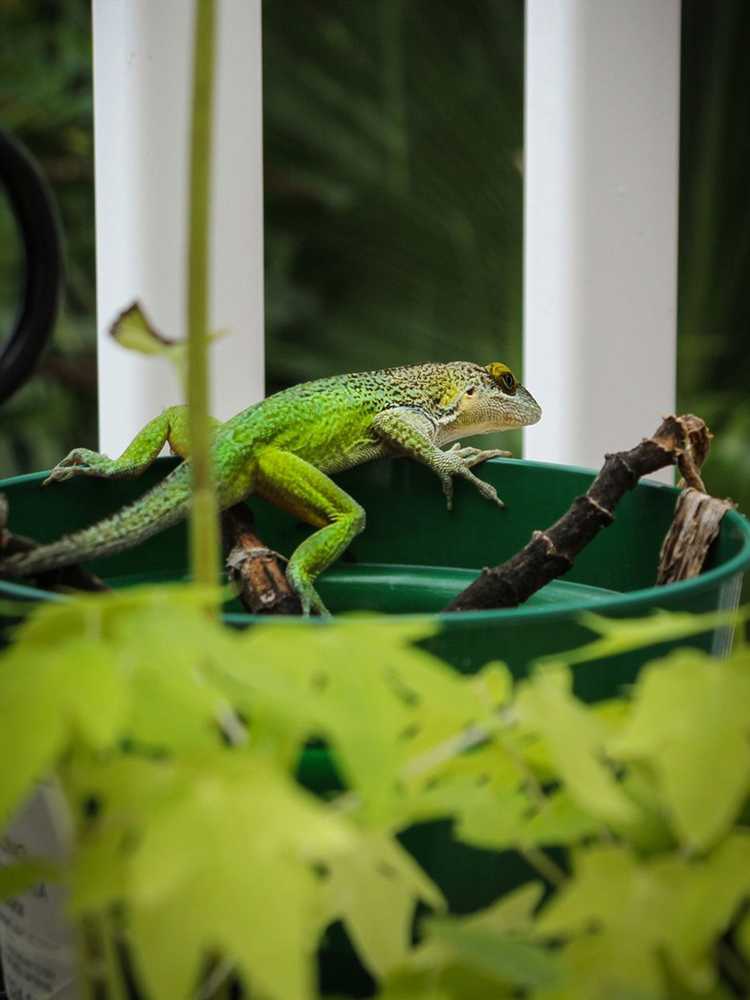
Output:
[
  {"xmin": 0, "ymin": 0, "xmax": 749, "ymax": 510},
  {"xmin": 0, "ymin": 0, "xmax": 96, "ymax": 471},
  {"xmin": 3, "ymin": 590, "xmax": 750, "ymax": 998},
  {"xmin": 262, "ymin": 0, "xmax": 523, "ymax": 385},
  {"xmin": 677, "ymin": 1, "xmax": 750, "ymax": 515},
  {"xmin": 262, "ymin": 0, "xmax": 524, "ymax": 454}
]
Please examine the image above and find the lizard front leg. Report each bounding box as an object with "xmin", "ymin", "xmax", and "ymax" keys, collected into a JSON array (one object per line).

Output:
[
  {"xmin": 255, "ymin": 448, "xmax": 366, "ymax": 615},
  {"xmin": 371, "ymin": 407, "xmax": 505, "ymax": 510},
  {"xmin": 43, "ymin": 406, "xmax": 221, "ymax": 485}
]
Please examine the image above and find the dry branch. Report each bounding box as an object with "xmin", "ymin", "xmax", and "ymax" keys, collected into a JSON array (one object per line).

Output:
[
  {"xmin": 445, "ymin": 414, "xmax": 715, "ymax": 613},
  {"xmin": 222, "ymin": 504, "xmax": 302, "ymax": 615},
  {"xmin": 656, "ymin": 487, "xmax": 736, "ymax": 585}
]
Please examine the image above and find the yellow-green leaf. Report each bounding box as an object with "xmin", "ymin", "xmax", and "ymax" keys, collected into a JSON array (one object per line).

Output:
[
  {"xmin": 515, "ymin": 666, "xmax": 637, "ymax": 826},
  {"xmin": 0, "ymin": 640, "xmax": 128, "ymax": 826},
  {"xmin": 323, "ymin": 832, "xmax": 443, "ymax": 978},
  {"xmin": 542, "ymin": 607, "xmax": 747, "ymax": 668},
  {"xmin": 124, "ymin": 754, "xmax": 353, "ymax": 1000},
  {"xmin": 609, "ymin": 648, "xmax": 750, "ymax": 849}
]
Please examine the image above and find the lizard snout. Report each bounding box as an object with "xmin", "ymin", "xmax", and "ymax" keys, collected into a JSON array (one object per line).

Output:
[{"xmin": 515, "ymin": 384, "xmax": 542, "ymax": 426}]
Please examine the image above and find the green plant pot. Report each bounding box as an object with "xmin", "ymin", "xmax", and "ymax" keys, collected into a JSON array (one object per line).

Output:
[{"xmin": 2, "ymin": 456, "xmax": 748, "ymax": 689}]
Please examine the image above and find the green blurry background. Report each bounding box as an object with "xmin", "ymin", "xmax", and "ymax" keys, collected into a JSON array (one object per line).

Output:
[{"xmin": 0, "ymin": 1, "xmax": 748, "ymax": 507}]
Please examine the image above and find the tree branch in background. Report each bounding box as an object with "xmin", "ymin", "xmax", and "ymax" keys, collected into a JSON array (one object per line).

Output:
[{"xmin": 445, "ymin": 415, "xmax": 715, "ymax": 613}]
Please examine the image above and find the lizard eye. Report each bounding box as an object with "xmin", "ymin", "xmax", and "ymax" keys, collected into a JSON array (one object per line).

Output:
[
  {"xmin": 500, "ymin": 372, "xmax": 516, "ymax": 394},
  {"xmin": 465, "ymin": 385, "xmax": 476, "ymax": 396}
]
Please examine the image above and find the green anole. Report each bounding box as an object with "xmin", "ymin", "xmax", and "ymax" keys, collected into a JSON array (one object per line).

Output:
[{"xmin": 0, "ymin": 362, "xmax": 541, "ymax": 613}]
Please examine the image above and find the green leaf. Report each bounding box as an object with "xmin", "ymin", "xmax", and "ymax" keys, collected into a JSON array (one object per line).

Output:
[
  {"xmin": 515, "ymin": 665, "xmax": 637, "ymax": 826},
  {"xmin": 536, "ymin": 845, "xmax": 670, "ymax": 999},
  {"xmin": 663, "ymin": 832, "xmax": 750, "ymax": 991},
  {"xmin": 458, "ymin": 783, "xmax": 600, "ymax": 852},
  {"xmin": 737, "ymin": 906, "xmax": 750, "ymax": 966},
  {"xmin": 612, "ymin": 766, "xmax": 675, "ymax": 853},
  {"xmin": 14, "ymin": 583, "xmax": 220, "ymax": 649},
  {"xmin": 663, "ymin": 978, "xmax": 735, "ymax": 1000},
  {"xmin": 390, "ymin": 694, "xmax": 529, "ymax": 832},
  {"xmin": 106, "ymin": 606, "xmax": 238, "ymax": 751},
  {"xmin": 377, "ymin": 973, "xmax": 452, "ymax": 1000},
  {"xmin": 468, "ymin": 661, "xmax": 514, "ymax": 711},
  {"xmin": 225, "ymin": 620, "xmax": 498, "ymax": 827},
  {"xmin": 396, "ymin": 656, "xmax": 509, "ymax": 778},
  {"xmin": 378, "ymin": 939, "xmax": 529, "ymax": 1000},
  {"xmin": 24, "ymin": 586, "xmax": 250, "ymax": 754},
  {"xmin": 109, "ymin": 301, "xmax": 226, "ymax": 389},
  {"xmin": 522, "ymin": 790, "xmax": 601, "ymax": 847},
  {"xmin": 428, "ymin": 919, "xmax": 560, "ymax": 990},
  {"xmin": 258, "ymin": 622, "xmax": 415, "ymax": 824},
  {"xmin": 537, "ymin": 836, "xmax": 750, "ymax": 996},
  {"xmin": 113, "ymin": 754, "xmax": 355, "ymax": 1000},
  {"xmin": 109, "ymin": 302, "xmax": 179, "ymax": 355},
  {"xmin": 541, "ymin": 607, "xmax": 748, "ymax": 668},
  {"xmin": 0, "ymin": 860, "xmax": 61, "ymax": 901},
  {"xmin": 454, "ymin": 786, "xmax": 528, "ymax": 850},
  {"xmin": 458, "ymin": 882, "xmax": 545, "ymax": 936},
  {"xmin": 377, "ymin": 885, "xmax": 550, "ymax": 999},
  {"xmin": 0, "ymin": 639, "xmax": 128, "ymax": 826},
  {"xmin": 609, "ymin": 647, "xmax": 750, "ymax": 849},
  {"xmin": 69, "ymin": 756, "xmax": 182, "ymax": 913},
  {"xmin": 322, "ymin": 831, "xmax": 443, "ymax": 978}
]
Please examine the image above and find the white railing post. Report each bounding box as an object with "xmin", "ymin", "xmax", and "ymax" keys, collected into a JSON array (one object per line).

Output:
[
  {"xmin": 92, "ymin": 0, "xmax": 264, "ymax": 455},
  {"xmin": 523, "ymin": 0, "xmax": 681, "ymax": 478}
]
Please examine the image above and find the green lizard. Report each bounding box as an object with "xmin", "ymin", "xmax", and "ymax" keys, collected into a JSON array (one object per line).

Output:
[{"xmin": 0, "ymin": 361, "xmax": 540, "ymax": 613}]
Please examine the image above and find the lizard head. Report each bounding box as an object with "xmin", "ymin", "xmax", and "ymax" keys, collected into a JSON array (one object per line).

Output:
[{"xmin": 438, "ymin": 361, "xmax": 542, "ymax": 437}]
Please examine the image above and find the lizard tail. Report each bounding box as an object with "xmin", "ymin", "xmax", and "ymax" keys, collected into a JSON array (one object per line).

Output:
[{"xmin": 0, "ymin": 462, "xmax": 193, "ymax": 578}]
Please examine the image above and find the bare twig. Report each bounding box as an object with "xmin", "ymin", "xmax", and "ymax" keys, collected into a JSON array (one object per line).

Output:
[{"xmin": 445, "ymin": 414, "xmax": 713, "ymax": 613}]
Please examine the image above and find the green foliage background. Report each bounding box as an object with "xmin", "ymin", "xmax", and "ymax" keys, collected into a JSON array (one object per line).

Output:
[{"xmin": 0, "ymin": 0, "xmax": 749, "ymax": 502}]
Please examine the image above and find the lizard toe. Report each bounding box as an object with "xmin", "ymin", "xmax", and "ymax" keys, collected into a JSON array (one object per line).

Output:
[
  {"xmin": 440, "ymin": 475, "xmax": 454, "ymax": 511},
  {"xmin": 468, "ymin": 473, "xmax": 505, "ymax": 508}
]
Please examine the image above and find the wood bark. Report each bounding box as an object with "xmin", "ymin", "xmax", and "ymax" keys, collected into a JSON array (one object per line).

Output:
[
  {"xmin": 656, "ymin": 487, "xmax": 735, "ymax": 585},
  {"xmin": 221, "ymin": 504, "xmax": 302, "ymax": 615},
  {"xmin": 445, "ymin": 414, "xmax": 717, "ymax": 613}
]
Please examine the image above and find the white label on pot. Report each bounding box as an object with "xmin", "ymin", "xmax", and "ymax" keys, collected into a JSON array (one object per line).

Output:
[{"xmin": 0, "ymin": 782, "xmax": 77, "ymax": 1000}]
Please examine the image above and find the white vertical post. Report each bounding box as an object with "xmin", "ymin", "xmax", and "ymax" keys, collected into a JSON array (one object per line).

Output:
[
  {"xmin": 92, "ymin": 0, "xmax": 264, "ymax": 455},
  {"xmin": 523, "ymin": 0, "xmax": 681, "ymax": 478}
]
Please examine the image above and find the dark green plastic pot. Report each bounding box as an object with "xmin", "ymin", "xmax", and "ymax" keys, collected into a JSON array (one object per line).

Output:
[
  {"xmin": 2, "ymin": 456, "xmax": 749, "ymax": 996},
  {"xmin": 2, "ymin": 455, "xmax": 748, "ymax": 694}
]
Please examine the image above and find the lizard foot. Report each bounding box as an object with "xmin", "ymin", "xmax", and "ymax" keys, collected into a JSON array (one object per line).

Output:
[
  {"xmin": 440, "ymin": 454, "xmax": 506, "ymax": 511},
  {"xmin": 43, "ymin": 448, "xmax": 113, "ymax": 486},
  {"xmin": 286, "ymin": 567, "xmax": 331, "ymax": 617}
]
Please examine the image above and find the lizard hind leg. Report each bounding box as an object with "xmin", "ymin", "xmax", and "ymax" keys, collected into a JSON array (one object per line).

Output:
[{"xmin": 254, "ymin": 448, "xmax": 366, "ymax": 616}]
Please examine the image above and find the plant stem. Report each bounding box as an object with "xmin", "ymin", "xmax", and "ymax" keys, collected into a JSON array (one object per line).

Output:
[
  {"xmin": 187, "ymin": 0, "xmax": 219, "ymax": 587},
  {"xmin": 518, "ymin": 846, "xmax": 566, "ymax": 888}
]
